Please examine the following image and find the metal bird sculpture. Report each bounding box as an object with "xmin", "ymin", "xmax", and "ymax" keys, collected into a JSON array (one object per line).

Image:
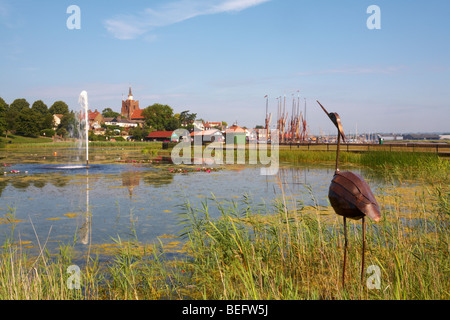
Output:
[{"xmin": 317, "ymin": 100, "xmax": 381, "ymax": 287}]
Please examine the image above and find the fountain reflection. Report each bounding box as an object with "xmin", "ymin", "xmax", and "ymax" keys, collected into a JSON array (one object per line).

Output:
[{"xmin": 78, "ymin": 169, "xmax": 91, "ymax": 245}]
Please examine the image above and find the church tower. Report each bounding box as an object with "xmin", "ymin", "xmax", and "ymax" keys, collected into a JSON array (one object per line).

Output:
[{"xmin": 121, "ymin": 87, "xmax": 140, "ymax": 119}]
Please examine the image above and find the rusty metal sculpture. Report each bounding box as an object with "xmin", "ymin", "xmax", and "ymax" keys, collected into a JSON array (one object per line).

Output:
[{"xmin": 317, "ymin": 101, "xmax": 381, "ymax": 287}]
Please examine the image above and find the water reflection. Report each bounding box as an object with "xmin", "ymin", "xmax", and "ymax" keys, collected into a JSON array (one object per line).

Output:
[
  {"xmin": 0, "ymin": 163, "xmax": 388, "ymax": 256},
  {"xmin": 79, "ymin": 170, "xmax": 91, "ymax": 245}
]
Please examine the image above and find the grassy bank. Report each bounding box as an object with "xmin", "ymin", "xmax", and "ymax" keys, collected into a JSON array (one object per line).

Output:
[
  {"xmin": 0, "ymin": 135, "xmax": 159, "ymax": 149},
  {"xmin": 0, "ymin": 146, "xmax": 448, "ymax": 299},
  {"xmin": 1, "ymin": 178, "xmax": 448, "ymax": 300},
  {"xmin": 278, "ymin": 150, "xmax": 449, "ymax": 183}
]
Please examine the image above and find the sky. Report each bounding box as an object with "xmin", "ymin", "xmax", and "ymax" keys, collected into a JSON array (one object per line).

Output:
[{"xmin": 0, "ymin": 0, "xmax": 449, "ymax": 135}]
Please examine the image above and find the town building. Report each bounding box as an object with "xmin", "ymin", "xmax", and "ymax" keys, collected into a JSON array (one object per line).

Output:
[
  {"xmin": 53, "ymin": 114, "xmax": 64, "ymax": 130},
  {"xmin": 121, "ymin": 87, "xmax": 140, "ymax": 120},
  {"xmin": 88, "ymin": 109, "xmax": 103, "ymax": 129},
  {"xmin": 146, "ymin": 131, "xmax": 177, "ymax": 142}
]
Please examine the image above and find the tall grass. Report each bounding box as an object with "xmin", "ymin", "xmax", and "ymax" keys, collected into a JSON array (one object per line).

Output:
[
  {"xmin": 0, "ymin": 179, "xmax": 448, "ymax": 300},
  {"xmin": 177, "ymin": 184, "xmax": 449, "ymax": 299},
  {"xmin": 0, "ymin": 149, "xmax": 448, "ymax": 300},
  {"xmin": 279, "ymin": 150, "xmax": 449, "ymax": 183}
]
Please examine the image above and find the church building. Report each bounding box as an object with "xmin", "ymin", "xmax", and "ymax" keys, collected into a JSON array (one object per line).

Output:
[{"xmin": 121, "ymin": 87, "xmax": 141, "ymax": 120}]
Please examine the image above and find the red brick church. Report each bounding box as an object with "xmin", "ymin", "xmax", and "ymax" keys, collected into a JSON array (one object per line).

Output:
[{"xmin": 121, "ymin": 87, "xmax": 144, "ymax": 120}]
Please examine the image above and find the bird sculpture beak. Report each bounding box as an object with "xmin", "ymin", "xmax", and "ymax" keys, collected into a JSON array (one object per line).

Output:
[
  {"xmin": 317, "ymin": 100, "xmax": 346, "ymax": 142},
  {"xmin": 316, "ymin": 100, "xmax": 330, "ymax": 116}
]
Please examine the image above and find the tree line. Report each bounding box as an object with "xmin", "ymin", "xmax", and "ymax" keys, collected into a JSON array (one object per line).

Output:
[
  {"xmin": 126, "ymin": 104, "xmax": 197, "ymax": 141},
  {"xmin": 0, "ymin": 97, "xmax": 77, "ymax": 138},
  {"xmin": 0, "ymin": 97, "xmax": 198, "ymax": 140}
]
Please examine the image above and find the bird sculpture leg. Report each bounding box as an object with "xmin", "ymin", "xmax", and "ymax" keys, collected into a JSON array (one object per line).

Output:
[
  {"xmin": 342, "ymin": 217, "xmax": 348, "ymax": 287},
  {"xmin": 361, "ymin": 216, "xmax": 366, "ymax": 284}
]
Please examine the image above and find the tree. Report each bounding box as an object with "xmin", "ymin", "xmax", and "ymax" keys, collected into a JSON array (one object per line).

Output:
[
  {"xmin": 102, "ymin": 108, "xmax": 120, "ymax": 118},
  {"xmin": 31, "ymin": 100, "xmax": 54, "ymax": 132},
  {"xmin": 9, "ymin": 98, "xmax": 30, "ymax": 113},
  {"xmin": 49, "ymin": 101, "xmax": 69, "ymax": 116},
  {"xmin": 41, "ymin": 113, "xmax": 55, "ymax": 131},
  {"xmin": 57, "ymin": 111, "xmax": 76, "ymax": 138},
  {"xmin": 31, "ymin": 100, "xmax": 48, "ymax": 115},
  {"xmin": 0, "ymin": 97, "xmax": 7, "ymax": 136},
  {"xmin": 6, "ymin": 98, "xmax": 30, "ymax": 134},
  {"xmin": 15, "ymin": 108, "xmax": 40, "ymax": 137},
  {"xmin": 142, "ymin": 103, "xmax": 178, "ymax": 131},
  {"xmin": 178, "ymin": 110, "xmax": 197, "ymax": 130},
  {"xmin": 129, "ymin": 126, "xmax": 150, "ymax": 141}
]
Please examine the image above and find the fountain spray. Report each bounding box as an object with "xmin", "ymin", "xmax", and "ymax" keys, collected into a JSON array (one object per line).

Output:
[{"xmin": 79, "ymin": 91, "xmax": 89, "ymax": 169}]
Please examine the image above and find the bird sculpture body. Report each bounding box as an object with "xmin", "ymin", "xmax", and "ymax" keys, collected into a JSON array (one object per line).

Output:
[{"xmin": 317, "ymin": 101, "xmax": 381, "ymax": 287}]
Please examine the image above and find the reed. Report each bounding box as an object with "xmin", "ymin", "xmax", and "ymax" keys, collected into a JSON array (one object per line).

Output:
[
  {"xmin": 176, "ymin": 183, "xmax": 449, "ymax": 299},
  {"xmin": 0, "ymin": 161, "xmax": 448, "ymax": 300}
]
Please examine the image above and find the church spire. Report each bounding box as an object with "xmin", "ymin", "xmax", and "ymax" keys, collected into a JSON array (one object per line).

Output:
[{"xmin": 128, "ymin": 86, "xmax": 134, "ymax": 101}]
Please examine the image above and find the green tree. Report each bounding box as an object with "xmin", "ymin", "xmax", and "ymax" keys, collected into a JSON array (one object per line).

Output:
[
  {"xmin": 129, "ymin": 126, "xmax": 150, "ymax": 141},
  {"xmin": 15, "ymin": 108, "xmax": 40, "ymax": 137},
  {"xmin": 9, "ymin": 98, "xmax": 30, "ymax": 113},
  {"xmin": 49, "ymin": 101, "xmax": 69, "ymax": 116},
  {"xmin": 41, "ymin": 113, "xmax": 55, "ymax": 131},
  {"xmin": 0, "ymin": 97, "xmax": 8, "ymax": 136},
  {"xmin": 102, "ymin": 108, "xmax": 120, "ymax": 118},
  {"xmin": 31, "ymin": 100, "xmax": 48, "ymax": 115},
  {"xmin": 178, "ymin": 110, "xmax": 197, "ymax": 130},
  {"xmin": 142, "ymin": 103, "xmax": 178, "ymax": 131},
  {"xmin": 31, "ymin": 100, "xmax": 54, "ymax": 132},
  {"xmin": 6, "ymin": 98, "xmax": 31, "ymax": 134},
  {"xmin": 58, "ymin": 111, "xmax": 76, "ymax": 138}
]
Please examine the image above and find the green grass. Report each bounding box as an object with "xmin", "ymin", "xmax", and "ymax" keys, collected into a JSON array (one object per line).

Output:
[
  {"xmin": 1, "ymin": 176, "xmax": 448, "ymax": 300},
  {"xmin": 0, "ymin": 134, "xmax": 54, "ymax": 147},
  {"xmin": 278, "ymin": 150, "xmax": 449, "ymax": 183},
  {"xmin": 0, "ymin": 146, "xmax": 448, "ymax": 300},
  {"xmin": 175, "ymin": 185, "xmax": 449, "ymax": 300}
]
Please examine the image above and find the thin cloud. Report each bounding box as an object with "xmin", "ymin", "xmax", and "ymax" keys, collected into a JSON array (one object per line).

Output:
[{"xmin": 104, "ymin": 0, "xmax": 271, "ymax": 40}]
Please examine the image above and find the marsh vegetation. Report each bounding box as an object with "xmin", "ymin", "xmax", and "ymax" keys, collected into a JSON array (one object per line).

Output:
[{"xmin": 0, "ymin": 146, "xmax": 448, "ymax": 300}]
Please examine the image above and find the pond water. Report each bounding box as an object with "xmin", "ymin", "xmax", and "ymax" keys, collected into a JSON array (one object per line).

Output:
[{"xmin": 0, "ymin": 147, "xmax": 385, "ymax": 258}]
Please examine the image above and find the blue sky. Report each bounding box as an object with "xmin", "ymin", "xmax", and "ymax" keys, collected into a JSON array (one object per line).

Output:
[{"xmin": 0, "ymin": 0, "xmax": 449, "ymax": 134}]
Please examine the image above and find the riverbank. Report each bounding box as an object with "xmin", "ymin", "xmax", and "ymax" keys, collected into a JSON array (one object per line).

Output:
[{"xmin": 0, "ymin": 147, "xmax": 448, "ymax": 300}]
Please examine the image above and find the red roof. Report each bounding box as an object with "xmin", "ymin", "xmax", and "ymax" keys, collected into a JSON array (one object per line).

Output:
[
  {"xmin": 88, "ymin": 111, "xmax": 101, "ymax": 121},
  {"xmin": 131, "ymin": 109, "xmax": 144, "ymax": 120},
  {"xmin": 147, "ymin": 131, "xmax": 173, "ymax": 138},
  {"xmin": 225, "ymin": 125, "xmax": 245, "ymax": 133}
]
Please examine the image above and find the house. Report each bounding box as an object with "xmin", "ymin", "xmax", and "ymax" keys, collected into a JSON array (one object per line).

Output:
[
  {"xmin": 225, "ymin": 125, "xmax": 246, "ymax": 144},
  {"xmin": 53, "ymin": 114, "xmax": 64, "ymax": 129},
  {"xmin": 193, "ymin": 120, "xmax": 205, "ymax": 131},
  {"xmin": 88, "ymin": 109, "xmax": 103, "ymax": 129},
  {"xmin": 109, "ymin": 118, "xmax": 138, "ymax": 128},
  {"xmin": 146, "ymin": 131, "xmax": 176, "ymax": 142},
  {"xmin": 206, "ymin": 121, "xmax": 224, "ymax": 130},
  {"xmin": 103, "ymin": 117, "xmax": 115, "ymax": 126},
  {"xmin": 131, "ymin": 109, "xmax": 145, "ymax": 121},
  {"xmin": 190, "ymin": 129, "xmax": 224, "ymax": 143}
]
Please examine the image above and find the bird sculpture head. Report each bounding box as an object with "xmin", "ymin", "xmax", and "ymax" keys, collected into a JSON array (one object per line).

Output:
[{"xmin": 317, "ymin": 101, "xmax": 346, "ymax": 142}]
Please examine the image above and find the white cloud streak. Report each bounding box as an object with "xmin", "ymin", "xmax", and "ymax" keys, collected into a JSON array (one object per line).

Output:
[{"xmin": 104, "ymin": 0, "xmax": 271, "ymax": 40}]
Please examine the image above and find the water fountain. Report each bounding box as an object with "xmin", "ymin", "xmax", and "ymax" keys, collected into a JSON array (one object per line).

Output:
[{"xmin": 79, "ymin": 91, "xmax": 89, "ymax": 169}]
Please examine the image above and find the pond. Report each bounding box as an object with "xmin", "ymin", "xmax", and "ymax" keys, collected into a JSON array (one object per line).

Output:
[{"xmin": 0, "ymin": 147, "xmax": 385, "ymax": 259}]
